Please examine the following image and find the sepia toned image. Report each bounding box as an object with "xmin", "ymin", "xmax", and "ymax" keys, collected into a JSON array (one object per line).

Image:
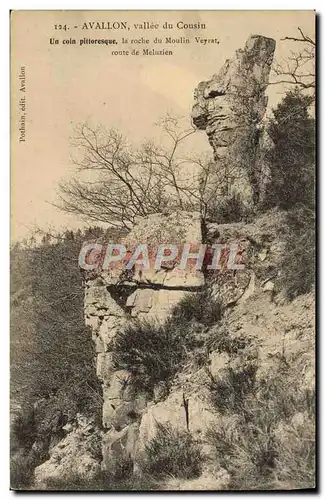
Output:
[{"xmin": 10, "ymin": 10, "xmax": 316, "ymax": 491}]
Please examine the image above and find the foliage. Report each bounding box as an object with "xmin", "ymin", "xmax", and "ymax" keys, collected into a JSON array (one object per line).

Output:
[
  {"xmin": 10, "ymin": 451, "xmax": 39, "ymax": 490},
  {"xmin": 112, "ymin": 317, "xmax": 196, "ymax": 392},
  {"xmin": 210, "ymin": 362, "xmax": 258, "ymax": 415},
  {"xmin": 206, "ymin": 330, "xmax": 253, "ymax": 355},
  {"xmin": 11, "ymin": 229, "xmax": 103, "ymax": 416},
  {"xmin": 113, "ymin": 288, "xmax": 221, "ymax": 391},
  {"xmin": 207, "ymin": 193, "xmax": 252, "ymax": 224},
  {"xmin": 279, "ymin": 207, "xmax": 315, "ymax": 300},
  {"xmin": 171, "ymin": 289, "xmax": 222, "ymax": 327},
  {"xmin": 207, "ymin": 328, "xmax": 315, "ymax": 490},
  {"xmin": 10, "ymin": 228, "xmax": 109, "ymax": 487},
  {"xmin": 43, "ymin": 471, "xmax": 159, "ymax": 491},
  {"xmin": 11, "ymin": 406, "xmax": 37, "ymax": 453},
  {"xmin": 264, "ymin": 89, "xmax": 315, "ymax": 211},
  {"xmin": 140, "ymin": 422, "xmax": 203, "ymax": 479}
]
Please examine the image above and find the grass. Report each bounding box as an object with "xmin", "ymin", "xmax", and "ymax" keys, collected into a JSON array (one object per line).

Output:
[
  {"xmin": 42, "ymin": 472, "xmax": 160, "ymax": 491},
  {"xmin": 11, "ymin": 407, "xmax": 37, "ymax": 453},
  {"xmin": 112, "ymin": 317, "xmax": 194, "ymax": 392},
  {"xmin": 112, "ymin": 288, "xmax": 222, "ymax": 393},
  {"xmin": 171, "ymin": 289, "xmax": 222, "ymax": 327},
  {"xmin": 140, "ymin": 422, "xmax": 203, "ymax": 480},
  {"xmin": 10, "ymin": 451, "xmax": 39, "ymax": 490},
  {"xmin": 210, "ymin": 362, "xmax": 258, "ymax": 415},
  {"xmin": 206, "ymin": 339, "xmax": 315, "ymax": 490}
]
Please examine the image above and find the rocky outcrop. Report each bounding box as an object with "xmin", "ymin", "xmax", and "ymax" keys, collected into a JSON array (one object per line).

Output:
[
  {"xmin": 83, "ymin": 211, "xmax": 205, "ymax": 472},
  {"xmin": 33, "ymin": 415, "xmax": 102, "ymax": 489},
  {"xmin": 192, "ymin": 35, "xmax": 276, "ymax": 205},
  {"xmin": 35, "ymin": 208, "xmax": 314, "ymax": 490},
  {"xmin": 205, "ymin": 209, "xmax": 287, "ymax": 308}
]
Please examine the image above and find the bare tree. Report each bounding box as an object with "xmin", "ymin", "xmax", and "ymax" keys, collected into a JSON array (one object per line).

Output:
[
  {"xmin": 272, "ymin": 27, "xmax": 315, "ymax": 100},
  {"xmin": 58, "ymin": 116, "xmax": 216, "ymax": 229}
]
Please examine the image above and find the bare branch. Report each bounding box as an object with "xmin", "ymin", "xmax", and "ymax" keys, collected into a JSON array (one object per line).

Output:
[{"xmin": 271, "ymin": 27, "xmax": 315, "ymax": 99}]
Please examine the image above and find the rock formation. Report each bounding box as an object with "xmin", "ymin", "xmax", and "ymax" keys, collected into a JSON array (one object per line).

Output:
[
  {"xmin": 32, "ymin": 35, "xmax": 314, "ymax": 490},
  {"xmin": 84, "ymin": 211, "xmax": 205, "ymax": 475},
  {"xmin": 192, "ymin": 35, "xmax": 276, "ymax": 205},
  {"xmin": 34, "ymin": 415, "xmax": 102, "ymax": 489}
]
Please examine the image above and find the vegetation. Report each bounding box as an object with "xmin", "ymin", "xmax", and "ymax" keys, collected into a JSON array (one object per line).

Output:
[
  {"xmin": 112, "ymin": 288, "xmax": 221, "ymax": 391},
  {"xmin": 207, "ymin": 192, "xmax": 252, "ymax": 224},
  {"xmin": 112, "ymin": 317, "xmax": 195, "ymax": 392},
  {"xmin": 273, "ymin": 27, "xmax": 315, "ymax": 100},
  {"xmin": 140, "ymin": 422, "xmax": 203, "ymax": 480},
  {"xmin": 11, "ymin": 75, "xmax": 315, "ymax": 490},
  {"xmin": 10, "ymin": 227, "xmax": 110, "ymax": 489},
  {"xmin": 171, "ymin": 289, "xmax": 222, "ymax": 327},
  {"xmin": 280, "ymin": 206, "xmax": 315, "ymax": 299},
  {"xmin": 42, "ymin": 471, "xmax": 159, "ymax": 491},
  {"xmin": 206, "ymin": 328, "xmax": 315, "ymax": 490},
  {"xmin": 58, "ymin": 116, "xmax": 213, "ymax": 229},
  {"xmin": 264, "ymin": 89, "xmax": 315, "ymax": 211}
]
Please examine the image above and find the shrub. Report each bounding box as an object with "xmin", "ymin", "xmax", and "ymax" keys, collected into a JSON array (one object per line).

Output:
[
  {"xmin": 207, "ymin": 358, "xmax": 315, "ymax": 490},
  {"xmin": 210, "ymin": 362, "xmax": 258, "ymax": 414},
  {"xmin": 273, "ymin": 414, "xmax": 315, "ymax": 489},
  {"xmin": 11, "ymin": 229, "xmax": 104, "ymax": 487},
  {"xmin": 264, "ymin": 90, "xmax": 315, "ymax": 211},
  {"xmin": 11, "ymin": 407, "xmax": 37, "ymax": 453},
  {"xmin": 140, "ymin": 422, "xmax": 203, "ymax": 479},
  {"xmin": 10, "ymin": 451, "xmax": 38, "ymax": 490},
  {"xmin": 207, "ymin": 415, "xmax": 277, "ymax": 490},
  {"xmin": 206, "ymin": 330, "xmax": 254, "ymax": 355},
  {"xmin": 113, "ymin": 290, "xmax": 222, "ymax": 391},
  {"xmin": 172, "ymin": 289, "xmax": 222, "ymax": 327},
  {"xmin": 112, "ymin": 318, "xmax": 195, "ymax": 391},
  {"xmin": 280, "ymin": 207, "xmax": 315, "ymax": 300},
  {"xmin": 207, "ymin": 193, "xmax": 252, "ymax": 224}
]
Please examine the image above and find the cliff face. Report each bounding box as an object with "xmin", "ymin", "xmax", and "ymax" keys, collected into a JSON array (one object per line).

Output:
[
  {"xmin": 84, "ymin": 211, "xmax": 206, "ymax": 475},
  {"xmin": 192, "ymin": 35, "xmax": 276, "ymax": 205}
]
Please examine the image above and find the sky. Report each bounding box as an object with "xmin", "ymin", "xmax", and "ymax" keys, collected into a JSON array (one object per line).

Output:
[{"xmin": 11, "ymin": 10, "xmax": 315, "ymax": 241}]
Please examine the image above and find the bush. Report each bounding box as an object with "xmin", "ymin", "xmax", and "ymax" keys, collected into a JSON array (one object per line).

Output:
[
  {"xmin": 113, "ymin": 289, "xmax": 222, "ymax": 391},
  {"xmin": 10, "ymin": 451, "xmax": 38, "ymax": 490},
  {"xmin": 210, "ymin": 362, "xmax": 258, "ymax": 415},
  {"xmin": 172, "ymin": 289, "xmax": 222, "ymax": 327},
  {"xmin": 11, "ymin": 407, "xmax": 37, "ymax": 453},
  {"xmin": 205, "ymin": 319, "xmax": 315, "ymax": 490},
  {"xmin": 280, "ymin": 207, "xmax": 315, "ymax": 300},
  {"xmin": 112, "ymin": 318, "xmax": 195, "ymax": 391},
  {"xmin": 273, "ymin": 414, "xmax": 315, "ymax": 489},
  {"xmin": 208, "ymin": 384, "xmax": 315, "ymax": 490},
  {"xmin": 207, "ymin": 353, "xmax": 315, "ymax": 490},
  {"xmin": 206, "ymin": 330, "xmax": 253, "ymax": 355},
  {"xmin": 207, "ymin": 193, "xmax": 252, "ymax": 224},
  {"xmin": 264, "ymin": 90, "xmax": 315, "ymax": 211},
  {"xmin": 140, "ymin": 422, "xmax": 203, "ymax": 480},
  {"xmin": 11, "ymin": 229, "xmax": 104, "ymax": 488}
]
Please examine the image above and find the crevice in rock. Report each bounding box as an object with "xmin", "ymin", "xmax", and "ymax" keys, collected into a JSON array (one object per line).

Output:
[
  {"xmin": 208, "ymin": 89, "xmax": 226, "ymax": 98},
  {"xmin": 108, "ymin": 281, "xmax": 204, "ymax": 292}
]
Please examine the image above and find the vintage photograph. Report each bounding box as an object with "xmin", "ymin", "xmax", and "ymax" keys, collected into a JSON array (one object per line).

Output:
[{"xmin": 10, "ymin": 10, "xmax": 315, "ymax": 491}]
